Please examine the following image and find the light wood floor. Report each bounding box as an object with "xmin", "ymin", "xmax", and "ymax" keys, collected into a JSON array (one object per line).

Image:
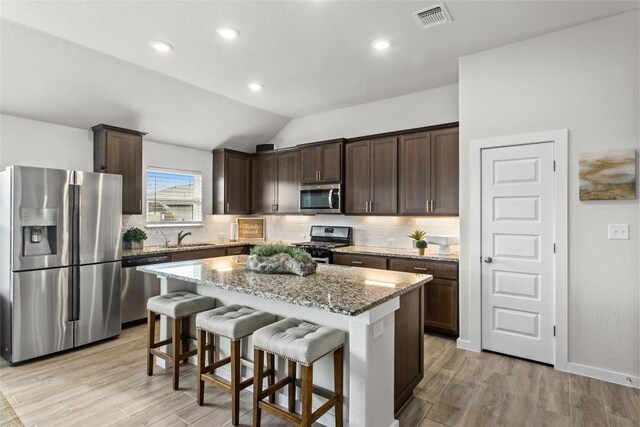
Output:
[{"xmin": 0, "ymin": 324, "xmax": 637, "ymax": 427}]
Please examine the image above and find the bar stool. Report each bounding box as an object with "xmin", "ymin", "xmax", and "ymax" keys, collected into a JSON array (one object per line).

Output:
[
  {"xmin": 146, "ymin": 291, "xmax": 216, "ymax": 390},
  {"xmin": 252, "ymin": 318, "xmax": 345, "ymax": 427},
  {"xmin": 196, "ymin": 304, "xmax": 276, "ymax": 426}
]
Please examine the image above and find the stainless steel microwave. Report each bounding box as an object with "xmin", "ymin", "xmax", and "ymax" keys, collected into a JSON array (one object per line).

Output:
[{"xmin": 299, "ymin": 184, "xmax": 342, "ymax": 214}]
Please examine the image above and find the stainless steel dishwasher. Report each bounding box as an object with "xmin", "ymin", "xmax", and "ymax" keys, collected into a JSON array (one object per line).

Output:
[{"xmin": 121, "ymin": 254, "xmax": 171, "ymax": 324}]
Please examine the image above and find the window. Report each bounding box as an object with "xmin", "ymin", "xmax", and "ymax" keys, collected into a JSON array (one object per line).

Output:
[{"xmin": 146, "ymin": 167, "xmax": 203, "ymax": 225}]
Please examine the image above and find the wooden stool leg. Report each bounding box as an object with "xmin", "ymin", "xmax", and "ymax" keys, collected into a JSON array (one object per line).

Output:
[
  {"xmin": 253, "ymin": 348, "xmax": 265, "ymax": 427},
  {"xmin": 301, "ymin": 364, "xmax": 313, "ymax": 427},
  {"xmin": 267, "ymin": 353, "xmax": 276, "ymax": 404},
  {"xmin": 334, "ymin": 347, "xmax": 344, "ymax": 426},
  {"xmin": 197, "ymin": 328, "xmax": 206, "ymax": 406},
  {"xmin": 231, "ymin": 339, "xmax": 241, "ymax": 426},
  {"xmin": 182, "ymin": 317, "xmax": 190, "ymax": 364},
  {"xmin": 172, "ymin": 317, "xmax": 181, "ymax": 390},
  {"xmin": 147, "ymin": 310, "xmax": 155, "ymax": 376},
  {"xmin": 287, "ymin": 360, "xmax": 296, "ymax": 412},
  {"xmin": 207, "ymin": 332, "xmax": 215, "ymax": 367}
]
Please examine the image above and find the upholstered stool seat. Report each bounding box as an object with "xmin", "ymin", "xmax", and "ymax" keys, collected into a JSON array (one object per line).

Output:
[
  {"xmin": 196, "ymin": 304, "xmax": 276, "ymax": 341},
  {"xmin": 195, "ymin": 305, "xmax": 276, "ymax": 426},
  {"xmin": 148, "ymin": 291, "xmax": 217, "ymax": 318},
  {"xmin": 146, "ymin": 292, "xmax": 215, "ymax": 390},
  {"xmin": 253, "ymin": 318, "xmax": 345, "ymax": 366},
  {"xmin": 252, "ymin": 318, "xmax": 345, "ymax": 427}
]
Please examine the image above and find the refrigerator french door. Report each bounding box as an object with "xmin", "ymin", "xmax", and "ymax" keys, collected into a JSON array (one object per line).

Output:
[{"xmin": 0, "ymin": 166, "xmax": 122, "ymax": 363}]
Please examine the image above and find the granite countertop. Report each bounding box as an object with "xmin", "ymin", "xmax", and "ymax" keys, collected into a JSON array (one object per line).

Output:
[
  {"xmin": 122, "ymin": 240, "xmax": 286, "ymax": 259},
  {"xmin": 334, "ymin": 246, "xmax": 459, "ymax": 262},
  {"xmin": 138, "ymin": 255, "xmax": 431, "ymax": 316}
]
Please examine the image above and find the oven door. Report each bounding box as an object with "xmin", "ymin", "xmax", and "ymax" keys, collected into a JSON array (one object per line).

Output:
[{"xmin": 299, "ymin": 184, "xmax": 341, "ymax": 214}]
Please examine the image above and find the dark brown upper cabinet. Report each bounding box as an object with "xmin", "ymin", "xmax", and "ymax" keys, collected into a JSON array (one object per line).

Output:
[
  {"xmin": 399, "ymin": 127, "xmax": 459, "ymax": 215},
  {"xmin": 251, "ymin": 154, "xmax": 277, "ymax": 214},
  {"xmin": 92, "ymin": 124, "xmax": 146, "ymax": 215},
  {"xmin": 212, "ymin": 149, "xmax": 251, "ymax": 215},
  {"xmin": 345, "ymin": 137, "xmax": 398, "ymax": 214},
  {"xmin": 300, "ymin": 139, "xmax": 343, "ymax": 184},
  {"xmin": 251, "ymin": 150, "xmax": 300, "ymax": 214}
]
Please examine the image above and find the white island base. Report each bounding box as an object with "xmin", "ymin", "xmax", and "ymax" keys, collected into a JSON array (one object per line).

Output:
[{"xmin": 154, "ymin": 276, "xmax": 401, "ymax": 427}]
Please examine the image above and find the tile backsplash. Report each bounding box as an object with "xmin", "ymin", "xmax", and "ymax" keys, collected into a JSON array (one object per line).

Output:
[{"xmin": 123, "ymin": 215, "xmax": 459, "ymax": 249}]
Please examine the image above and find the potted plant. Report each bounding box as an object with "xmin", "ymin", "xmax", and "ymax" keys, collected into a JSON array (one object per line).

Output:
[
  {"xmin": 246, "ymin": 242, "xmax": 317, "ymax": 276},
  {"xmin": 408, "ymin": 230, "xmax": 428, "ymax": 256},
  {"xmin": 123, "ymin": 227, "xmax": 148, "ymax": 250}
]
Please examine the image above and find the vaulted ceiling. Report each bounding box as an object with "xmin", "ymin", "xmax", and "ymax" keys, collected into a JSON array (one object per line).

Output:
[{"xmin": 1, "ymin": 1, "xmax": 637, "ymax": 150}]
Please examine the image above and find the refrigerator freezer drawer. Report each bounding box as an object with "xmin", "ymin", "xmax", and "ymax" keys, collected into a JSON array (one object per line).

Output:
[
  {"xmin": 10, "ymin": 268, "xmax": 74, "ymax": 363},
  {"xmin": 74, "ymin": 262, "xmax": 121, "ymax": 347}
]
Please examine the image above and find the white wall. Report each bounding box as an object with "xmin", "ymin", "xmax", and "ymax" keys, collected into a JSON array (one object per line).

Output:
[
  {"xmin": 459, "ymin": 11, "xmax": 639, "ymax": 378},
  {"xmin": 0, "ymin": 114, "xmax": 93, "ymax": 171},
  {"xmin": 268, "ymin": 84, "xmax": 459, "ymax": 148}
]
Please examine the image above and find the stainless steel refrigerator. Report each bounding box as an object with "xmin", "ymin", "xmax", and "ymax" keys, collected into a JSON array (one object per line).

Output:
[{"xmin": 0, "ymin": 166, "xmax": 122, "ymax": 363}]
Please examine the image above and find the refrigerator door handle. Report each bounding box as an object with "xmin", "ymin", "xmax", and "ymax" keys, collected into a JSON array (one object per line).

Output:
[
  {"xmin": 70, "ymin": 266, "xmax": 80, "ymax": 322},
  {"xmin": 71, "ymin": 184, "xmax": 80, "ymax": 266}
]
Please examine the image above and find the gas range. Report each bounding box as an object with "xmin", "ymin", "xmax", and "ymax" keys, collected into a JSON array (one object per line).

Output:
[{"xmin": 292, "ymin": 226, "xmax": 353, "ymax": 263}]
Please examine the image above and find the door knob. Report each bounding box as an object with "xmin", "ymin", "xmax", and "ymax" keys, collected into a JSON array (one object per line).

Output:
[{"xmin": 484, "ymin": 257, "xmax": 493, "ymax": 264}]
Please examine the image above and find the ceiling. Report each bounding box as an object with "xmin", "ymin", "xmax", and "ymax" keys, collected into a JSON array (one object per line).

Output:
[{"xmin": 1, "ymin": 1, "xmax": 638, "ymax": 150}]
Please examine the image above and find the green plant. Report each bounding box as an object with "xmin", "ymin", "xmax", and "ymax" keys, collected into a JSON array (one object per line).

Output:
[
  {"xmin": 415, "ymin": 240, "xmax": 428, "ymax": 249},
  {"xmin": 123, "ymin": 227, "xmax": 148, "ymax": 243},
  {"xmin": 408, "ymin": 229, "xmax": 427, "ymax": 241},
  {"xmin": 250, "ymin": 242, "xmax": 312, "ymax": 263}
]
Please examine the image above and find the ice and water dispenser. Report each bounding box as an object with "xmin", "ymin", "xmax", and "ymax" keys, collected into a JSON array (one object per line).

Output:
[{"xmin": 20, "ymin": 208, "xmax": 58, "ymax": 256}]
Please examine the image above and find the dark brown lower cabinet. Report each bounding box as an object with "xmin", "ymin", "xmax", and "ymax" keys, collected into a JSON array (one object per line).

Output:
[
  {"xmin": 170, "ymin": 248, "xmax": 226, "ymax": 262},
  {"xmin": 424, "ymin": 278, "xmax": 458, "ymax": 337},
  {"xmin": 394, "ymin": 285, "xmax": 424, "ymax": 415}
]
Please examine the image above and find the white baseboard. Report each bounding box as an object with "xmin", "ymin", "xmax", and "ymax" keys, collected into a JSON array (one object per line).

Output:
[
  {"xmin": 389, "ymin": 420, "xmax": 400, "ymax": 427},
  {"xmin": 563, "ymin": 362, "xmax": 639, "ymax": 389},
  {"xmin": 456, "ymin": 338, "xmax": 480, "ymax": 352}
]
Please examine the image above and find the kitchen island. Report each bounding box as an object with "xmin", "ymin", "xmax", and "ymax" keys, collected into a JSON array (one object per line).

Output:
[{"xmin": 139, "ymin": 255, "xmax": 431, "ymax": 427}]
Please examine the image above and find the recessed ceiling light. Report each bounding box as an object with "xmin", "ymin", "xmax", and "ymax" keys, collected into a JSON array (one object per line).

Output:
[
  {"xmin": 372, "ymin": 39, "xmax": 392, "ymax": 50},
  {"xmin": 150, "ymin": 40, "xmax": 173, "ymax": 53},
  {"xmin": 248, "ymin": 82, "xmax": 263, "ymax": 91},
  {"xmin": 217, "ymin": 27, "xmax": 240, "ymax": 40}
]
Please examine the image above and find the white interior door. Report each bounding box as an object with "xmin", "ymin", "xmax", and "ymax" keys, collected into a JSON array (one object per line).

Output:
[{"xmin": 481, "ymin": 142, "xmax": 555, "ymax": 364}]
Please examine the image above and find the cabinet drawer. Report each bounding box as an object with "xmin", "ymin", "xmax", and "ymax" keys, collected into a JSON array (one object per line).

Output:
[
  {"xmin": 332, "ymin": 253, "xmax": 388, "ymax": 270},
  {"xmin": 225, "ymin": 246, "xmax": 249, "ymax": 256},
  {"xmin": 171, "ymin": 248, "xmax": 226, "ymax": 262},
  {"xmin": 388, "ymin": 258, "xmax": 458, "ymax": 280}
]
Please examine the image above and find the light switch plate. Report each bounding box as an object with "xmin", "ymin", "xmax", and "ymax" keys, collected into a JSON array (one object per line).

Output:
[
  {"xmin": 608, "ymin": 224, "xmax": 629, "ymax": 240},
  {"xmin": 373, "ymin": 321, "xmax": 384, "ymax": 340}
]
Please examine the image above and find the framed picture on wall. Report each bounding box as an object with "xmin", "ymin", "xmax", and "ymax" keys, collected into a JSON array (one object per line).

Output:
[{"xmin": 579, "ymin": 149, "xmax": 637, "ymax": 200}]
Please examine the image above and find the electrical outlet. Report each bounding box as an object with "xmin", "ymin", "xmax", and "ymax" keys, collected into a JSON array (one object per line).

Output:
[
  {"xmin": 373, "ymin": 321, "xmax": 384, "ymax": 340},
  {"xmin": 608, "ymin": 224, "xmax": 629, "ymax": 240}
]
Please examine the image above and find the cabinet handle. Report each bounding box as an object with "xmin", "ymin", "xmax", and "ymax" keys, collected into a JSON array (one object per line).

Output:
[
  {"xmin": 226, "ymin": 202, "xmax": 230, "ymax": 213},
  {"xmin": 139, "ymin": 200, "xmax": 142, "ymax": 210},
  {"xmin": 430, "ymin": 200, "xmax": 434, "ymax": 212},
  {"xmin": 365, "ymin": 201, "xmax": 369, "ymax": 213},
  {"xmin": 369, "ymin": 201, "xmax": 373, "ymax": 213},
  {"xmin": 318, "ymin": 170, "xmax": 321, "ymax": 181},
  {"xmin": 426, "ymin": 201, "xmax": 430, "ymax": 213},
  {"xmin": 414, "ymin": 267, "xmax": 428, "ymax": 271},
  {"xmin": 351, "ymin": 261, "xmax": 363, "ymax": 265}
]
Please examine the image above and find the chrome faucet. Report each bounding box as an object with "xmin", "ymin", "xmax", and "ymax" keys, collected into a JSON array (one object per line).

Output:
[
  {"xmin": 159, "ymin": 230, "xmax": 169, "ymax": 247},
  {"xmin": 178, "ymin": 230, "xmax": 191, "ymax": 245}
]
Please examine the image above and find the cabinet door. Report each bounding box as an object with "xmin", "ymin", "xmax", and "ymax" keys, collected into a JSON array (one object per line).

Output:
[
  {"xmin": 106, "ymin": 131, "xmax": 142, "ymax": 214},
  {"xmin": 369, "ymin": 137, "xmax": 398, "ymax": 214},
  {"xmin": 275, "ymin": 151, "xmax": 300, "ymax": 214},
  {"xmin": 424, "ymin": 278, "xmax": 458, "ymax": 337},
  {"xmin": 399, "ymin": 132, "xmax": 431, "ymax": 214},
  {"xmin": 251, "ymin": 155, "xmax": 276, "ymax": 214},
  {"xmin": 394, "ymin": 285, "xmax": 424, "ymax": 414},
  {"xmin": 345, "ymin": 140, "xmax": 370, "ymax": 214},
  {"xmin": 300, "ymin": 146, "xmax": 320, "ymax": 184},
  {"xmin": 318, "ymin": 142, "xmax": 342, "ymax": 183},
  {"xmin": 430, "ymin": 128, "xmax": 459, "ymax": 215},
  {"xmin": 225, "ymin": 153, "xmax": 251, "ymax": 214}
]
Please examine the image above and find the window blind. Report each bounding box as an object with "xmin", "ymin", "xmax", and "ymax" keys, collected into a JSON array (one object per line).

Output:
[{"xmin": 146, "ymin": 168, "xmax": 203, "ymax": 224}]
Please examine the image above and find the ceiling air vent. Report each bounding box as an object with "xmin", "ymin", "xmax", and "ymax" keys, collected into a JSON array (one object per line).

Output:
[{"xmin": 413, "ymin": 3, "xmax": 453, "ymax": 30}]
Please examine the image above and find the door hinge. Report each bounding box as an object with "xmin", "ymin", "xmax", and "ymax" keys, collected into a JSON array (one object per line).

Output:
[
  {"xmin": 553, "ymin": 243, "xmax": 556, "ymax": 253},
  {"xmin": 553, "ymin": 161, "xmax": 556, "ymax": 172},
  {"xmin": 553, "ymin": 326, "xmax": 556, "ymax": 337}
]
